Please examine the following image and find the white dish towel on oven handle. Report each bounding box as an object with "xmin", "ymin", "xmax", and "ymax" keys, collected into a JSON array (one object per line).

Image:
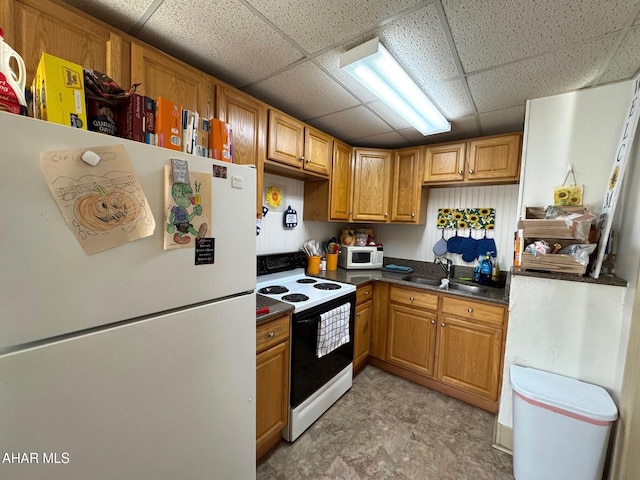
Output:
[{"xmin": 316, "ymin": 303, "xmax": 351, "ymax": 358}]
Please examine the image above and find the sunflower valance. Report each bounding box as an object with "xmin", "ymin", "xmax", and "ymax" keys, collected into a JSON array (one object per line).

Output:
[{"xmin": 437, "ymin": 208, "xmax": 495, "ymax": 230}]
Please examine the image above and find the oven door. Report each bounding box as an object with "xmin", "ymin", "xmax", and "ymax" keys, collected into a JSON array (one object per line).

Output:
[{"xmin": 290, "ymin": 292, "xmax": 355, "ymax": 408}]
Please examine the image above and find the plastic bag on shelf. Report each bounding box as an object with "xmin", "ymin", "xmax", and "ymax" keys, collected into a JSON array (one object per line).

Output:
[{"xmin": 557, "ymin": 244, "xmax": 597, "ymax": 266}]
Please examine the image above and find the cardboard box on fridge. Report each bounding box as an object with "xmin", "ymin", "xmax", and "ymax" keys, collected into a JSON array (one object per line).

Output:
[
  {"xmin": 143, "ymin": 96, "xmax": 155, "ymax": 145},
  {"xmin": 33, "ymin": 53, "xmax": 87, "ymax": 129},
  {"xmin": 116, "ymin": 93, "xmax": 145, "ymax": 142},
  {"xmin": 210, "ymin": 118, "xmax": 232, "ymax": 162},
  {"xmin": 155, "ymin": 97, "xmax": 182, "ymax": 151}
]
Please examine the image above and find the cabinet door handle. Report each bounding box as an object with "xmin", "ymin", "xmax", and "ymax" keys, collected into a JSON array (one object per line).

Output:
[
  {"xmin": 409, "ymin": 296, "xmax": 415, "ymax": 302},
  {"xmin": 468, "ymin": 169, "xmax": 474, "ymax": 174},
  {"xmin": 431, "ymin": 320, "xmax": 436, "ymax": 325},
  {"xmin": 299, "ymin": 156, "xmax": 305, "ymax": 162},
  {"xmin": 306, "ymin": 158, "xmax": 311, "ymax": 163},
  {"xmin": 268, "ymin": 332, "xmax": 276, "ymax": 338},
  {"xmin": 468, "ymin": 308, "xmax": 474, "ymax": 313},
  {"xmin": 356, "ymin": 312, "xmax": 361, "ymax": 318},
  {"xmin": 411, "ymin": 212, "xmax": 415, "ymax": 218},
  {"xmin": 457, "ymin": 170, "xmax": 463, "ymax": 175},
  {"xmin": 441, "ymin": 323, "xmax": 446, "ymax": 327},
  {"xmin": 384, "ymin": 213, "xmax": 388, "ymax": 217}
]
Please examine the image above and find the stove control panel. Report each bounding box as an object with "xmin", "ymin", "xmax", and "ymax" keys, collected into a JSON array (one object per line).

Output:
[{"xmin": 257, "ymin": 251, "xmax": 307, "ymax": 276}]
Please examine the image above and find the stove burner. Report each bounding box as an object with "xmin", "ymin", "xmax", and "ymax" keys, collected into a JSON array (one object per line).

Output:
[
  {"xmin": 258, "ymin": 285, "xmax": 289, "ymax": 295},
  {"xmin": 314, "ymin": 283, "xmax": 341, "ymax": 290},
  {"xmin": 282, "ymin": 293, "xmax": 310, "ymax": 302},
  {"xmin": 297, "ymin": 278, "xmax": 317, "ymax": 284}
]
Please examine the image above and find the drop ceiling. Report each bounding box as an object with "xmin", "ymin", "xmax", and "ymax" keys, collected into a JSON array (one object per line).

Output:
[{"xmin": 60, "ymin": 0, "xmax": 640, "ymax": 148}]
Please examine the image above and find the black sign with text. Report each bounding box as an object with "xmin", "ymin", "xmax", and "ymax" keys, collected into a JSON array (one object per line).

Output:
[{"xmin": 195, "ymin": 238, "xmax": 215, "ymax": 265}]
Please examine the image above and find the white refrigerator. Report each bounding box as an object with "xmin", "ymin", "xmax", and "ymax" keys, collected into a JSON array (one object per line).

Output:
[{"xmin": 0, "ymin": 113, "xmax": 257, "ymax": 479}]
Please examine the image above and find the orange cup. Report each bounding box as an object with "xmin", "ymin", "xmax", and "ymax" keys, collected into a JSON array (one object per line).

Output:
[
  {"xmin": 325, "ymin": 253, "xmax": 338, "ymax": 271},
  {"xmin": 307, "ymin": 256, "xmax": 321, "ymax": 275}
]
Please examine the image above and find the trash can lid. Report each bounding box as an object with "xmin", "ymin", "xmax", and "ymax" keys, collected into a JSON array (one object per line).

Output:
[{"xmin": 510, "ymin": 365, "xmax": 618, "ymax": 423}]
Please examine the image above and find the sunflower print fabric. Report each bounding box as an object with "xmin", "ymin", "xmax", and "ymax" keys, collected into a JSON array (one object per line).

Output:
[{"xmin": 437, "ymin": 208, "xmax": 495, "ymax": 229}]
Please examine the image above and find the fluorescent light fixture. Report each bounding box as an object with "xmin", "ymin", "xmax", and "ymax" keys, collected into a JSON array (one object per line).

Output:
[{"xmin": 340, "ymin": 37, "xmax": 451, "ymax": 136}]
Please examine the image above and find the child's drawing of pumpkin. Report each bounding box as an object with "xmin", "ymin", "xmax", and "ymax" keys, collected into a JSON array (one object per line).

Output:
[{"xmin": 74, "ymin": 187, "xmax": 141, "ymax": 231}]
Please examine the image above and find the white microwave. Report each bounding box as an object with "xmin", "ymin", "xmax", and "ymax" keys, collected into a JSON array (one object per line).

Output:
[{"xmin": 338, "ymin": 245, "xmax": 384, "ymax": 270}]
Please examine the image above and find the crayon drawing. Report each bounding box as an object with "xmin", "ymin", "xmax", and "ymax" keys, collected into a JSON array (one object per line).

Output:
[
  {"xmin": 163, "ymin": 165, "xmax": 212, "ymax": 250},
  {"xmin": 41, "ymin": 144, "xmax": 155, "ymax": 255}
]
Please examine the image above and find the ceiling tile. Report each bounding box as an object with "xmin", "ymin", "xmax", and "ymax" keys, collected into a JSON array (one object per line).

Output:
[
  {"xmin": 244, "ymin": 61, "xmax": 360, "ymax": 120},
  {"xmin": 367, "ymin": 100, "xmax": 412, "ymax": 130},
  {"xmin": 245, "ymin": 0, "xmax": 421, "ymax": 53},
  {"xmin": 349, "ymin": 132, "xmax": 411, "ymax": 149},
  {"xmin": 600, "ymin": 26, "xmax": 640, "ymax": 83},
  {"xmin": 376, "ymin": 4, "xmax": 459, "ymax": 85},
  {"xmin": 424, "ymin": 78, "xmax": 475, "ymax": 119},
  {"xmin": 310, "ymin": 106, "xmax": 393, "ymax": 141},
  {"xmin": 468, "ymin": 37, "xmax": 617, "ymax": 112},
  {"xmin": 137, "ymin": 0, "xmax": 303, "ymax": 86},
  {"xmin": 478, "ymin": 105, "xmax": 526, "ymax": 135},
  {"xmin": 60, "ymin": 0, "xmax": 149, "ymax": 31},
  {"xmin": 442, "ymin": 0, "xmax": 637, "ymax": 72}
]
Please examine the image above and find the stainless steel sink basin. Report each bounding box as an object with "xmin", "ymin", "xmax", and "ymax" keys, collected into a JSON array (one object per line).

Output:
[
  {"xmin": 401, "ymin": 274, "xmax": 441, "ymax": 286},
  {"xmin": 447, "ymin": 282, "xmax": 487, "ymax": 294}
]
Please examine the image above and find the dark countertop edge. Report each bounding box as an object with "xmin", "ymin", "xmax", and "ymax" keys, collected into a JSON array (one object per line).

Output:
[
  {"xmin": 511, "ymin": 268, "xmax": 627, "ymax": 287},
  {"xmin": 256, "ymin": 294, "xmax": 294, "ymax": 325},
  {"xmin": 307, "ymin": 257, "xmax": 510, "ymax": 306}
]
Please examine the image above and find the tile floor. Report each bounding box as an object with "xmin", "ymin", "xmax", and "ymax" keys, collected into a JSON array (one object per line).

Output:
[{"xmin": 257, "ymin": 365, "xmax": 514, "ymax": 480}]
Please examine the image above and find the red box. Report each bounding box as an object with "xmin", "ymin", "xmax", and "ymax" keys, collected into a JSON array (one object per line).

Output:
[{"xmin": 116, "ymin": 93, "xmax": 144, "ymax": 142}]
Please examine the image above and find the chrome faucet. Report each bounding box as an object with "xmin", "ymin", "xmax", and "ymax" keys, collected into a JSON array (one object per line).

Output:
[{"xmin": 435, "ymin": 257, "xmax": 454, "ymax": 279}]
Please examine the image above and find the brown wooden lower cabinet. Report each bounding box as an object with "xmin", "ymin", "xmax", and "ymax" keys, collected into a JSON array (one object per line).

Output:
[
  {"xmin": 353, "ymin": 283, "xmax": 373, "ymax": 374},
  {"xmin": 256, "ymin": 314, "xmax": 290, "ymax": 460},
  {"xmin": 369, "ymin": 283, "xmax": 507, "ymax": 413}
]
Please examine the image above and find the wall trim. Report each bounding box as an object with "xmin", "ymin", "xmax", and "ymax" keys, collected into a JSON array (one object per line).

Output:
[{"xmin": 493, "ymin": 420, "xmax": 513, "ymax": 455}]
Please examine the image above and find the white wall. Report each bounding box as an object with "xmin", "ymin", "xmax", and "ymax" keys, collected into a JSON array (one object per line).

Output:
[
  {"xmin": 376, "ymin": 184, "xmax": 519, "ymax": 269},
  {"xmin": 498, "ymin": 80, "xmax": 640, "ymax": 430},
  {"xmin": 256, "ymin": 173, "xmax": 350, "ymax": 255}
]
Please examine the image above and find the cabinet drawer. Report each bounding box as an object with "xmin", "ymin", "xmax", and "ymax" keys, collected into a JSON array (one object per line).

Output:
[
  {"xmin": 256, "ymin": 315, "xmax": 290, "ymax": 353},
  {"xmin": 390, "ymin": 286, "xmax": 438, "ymax": 310},
  {"xmin": 356, "ymin": 284, "xmax": 373, "ymax": 305},
  {"xmin": 441, "ymin": 296, "xmax": 505, "ymax": 326}
]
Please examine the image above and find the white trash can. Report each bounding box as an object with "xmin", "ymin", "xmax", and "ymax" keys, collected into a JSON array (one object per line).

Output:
[{"xmin": 510, "ymin": 365, "xmax": 618, "ymax": 480}]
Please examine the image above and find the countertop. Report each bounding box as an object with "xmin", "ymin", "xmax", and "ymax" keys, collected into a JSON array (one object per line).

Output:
[
  {"xmin": 256, "ymin": 294, "xmax": 294, "ymax": 325},
  {"xmin": 256, "ymin": 257, "xmax": 511, "ymax": 324},
  {"xmin": 310, "ymin": 261, "xmax": 510, "ymax": 305},
  {"xmin": 255, "ymin": 254, "xmax": 627, "ymax": 324}
]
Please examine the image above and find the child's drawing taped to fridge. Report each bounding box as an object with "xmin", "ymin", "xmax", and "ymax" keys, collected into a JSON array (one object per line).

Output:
[{"xmin": 40, "ymin": 144, "xmax": 155, "ymax": 255}]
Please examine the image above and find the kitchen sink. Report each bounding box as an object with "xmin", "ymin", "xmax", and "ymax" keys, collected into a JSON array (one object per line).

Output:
[
  {"xmin": 447, "ymin": 282, "xmax": 487, "ymax": 294},
  {"xmin": 401, "ymin": 274, "xmax": 442, "ymax": 286}
]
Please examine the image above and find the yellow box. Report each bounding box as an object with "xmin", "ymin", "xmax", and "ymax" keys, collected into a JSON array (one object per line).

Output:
[{"xmin": 33, "ymin": 53, "xmax": 87, "ymax": 129}]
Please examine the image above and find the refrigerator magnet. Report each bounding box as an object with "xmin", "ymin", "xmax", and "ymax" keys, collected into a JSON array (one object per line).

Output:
[{"xmin": 283, "ymin": 205, "xmax": 298, "ymax": 228}]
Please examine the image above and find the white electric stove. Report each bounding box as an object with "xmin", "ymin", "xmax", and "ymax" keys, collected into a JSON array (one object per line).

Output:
[{"xmin": 256, "ymin": 251, "xmax": 356, "ymax": 442}]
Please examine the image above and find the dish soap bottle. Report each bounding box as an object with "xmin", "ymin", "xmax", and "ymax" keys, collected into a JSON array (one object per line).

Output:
[
  {"xmin": 491, "ymin": 257, "xmax": 501, "ymax": 284},
  {"xmin": 479, "ymin": 252, "xmax": 493, "ymax": 283},
  {"xmin": 0, "ymin": 27, "xmax": 27, "ymax": 115}
]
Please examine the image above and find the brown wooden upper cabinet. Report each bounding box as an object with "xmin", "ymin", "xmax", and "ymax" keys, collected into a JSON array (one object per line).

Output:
[
  {"xmin": 131, "ymin": 42, "xmax": 210, "ymax": 117},
  {"xmin": 351, "ymin": 149, "xmax": 392, "ymax": 222},
  {"xmin": 267, "ymin": 110, "xmax": 332, "ymax": 178},
  {"xmin": 329, "ymin": 140, "xmax": 354, "ymax": 221},
  {"xmin": 390, "ymin": 147, "xmax": 425, "ymax": 224},
  {"xmin": 216, "ymin": 84, "xmax": 267, "ymax": 218},
  {"xmin": 5, "ymin": 0, "xmax": 129, "ymax": 88},
  {"xmin": 423, "ymin": 133, "xmax": 522, "ymax": 186}
]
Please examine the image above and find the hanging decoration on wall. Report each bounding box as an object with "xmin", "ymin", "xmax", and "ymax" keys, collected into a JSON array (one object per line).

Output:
[
  {"xmin": 437, "ymin": 208, "xmax": 495, "ymax": 230},
  {"xmin": 264, "ymin": 184, "xmax": 286, "ymax": 211},
  {"xmin": 283, "ymin": 205, "xmax": 298, "ymax": 228},
  {"xmin": 553, "ymin": 164, "xmax": 584, "ymax": 206}
]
